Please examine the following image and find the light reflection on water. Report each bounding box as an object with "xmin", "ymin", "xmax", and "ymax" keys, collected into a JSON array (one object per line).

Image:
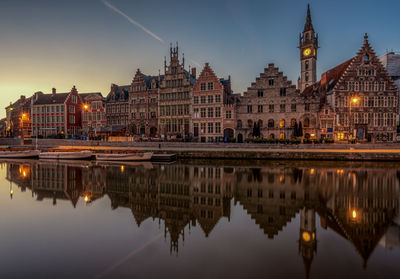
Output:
[{"xmin": 0, "ymin": 159, "xmax": 399, "ymax": 279}]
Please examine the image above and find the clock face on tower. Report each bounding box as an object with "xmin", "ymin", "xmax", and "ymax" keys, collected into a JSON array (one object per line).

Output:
[{"xmin": 303, "ymin": 48, "xmax": 311, "ymax": 57}]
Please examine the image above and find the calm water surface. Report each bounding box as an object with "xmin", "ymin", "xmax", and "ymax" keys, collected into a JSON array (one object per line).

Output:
[{"xmin": 0, "ymin": 159, "xmax": 399, "ymax": 279}]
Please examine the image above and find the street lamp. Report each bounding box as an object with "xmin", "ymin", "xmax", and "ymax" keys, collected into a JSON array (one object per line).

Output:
[{"xmin": 349, "ymin": 96, "xmax": 359, "ymax": 143}]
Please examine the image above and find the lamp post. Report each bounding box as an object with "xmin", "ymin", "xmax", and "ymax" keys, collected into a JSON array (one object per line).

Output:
[
  {"xmin": 349, "ymin": 96, "xmax": 359, "ymax": 143},
  {"xmin": 83, "ymin": 104, "xmax": 89, "ymax": 139}
]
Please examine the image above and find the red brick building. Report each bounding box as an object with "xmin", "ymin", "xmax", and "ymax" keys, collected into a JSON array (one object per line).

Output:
[
  {"xmin": 32, "ymin": 86, "xmax": 83, "ymax": 137},
  {"xmin": 192, "ymin": 63, "xmax": 236, "ymax": 142}
]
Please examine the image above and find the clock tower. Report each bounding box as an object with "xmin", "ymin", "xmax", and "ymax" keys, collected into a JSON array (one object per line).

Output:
[{"xmin": 299, "ymin": 4, "xmax": 318, "ymax": 91}]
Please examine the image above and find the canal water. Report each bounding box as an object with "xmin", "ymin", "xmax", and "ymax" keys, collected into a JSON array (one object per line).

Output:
[{"xmin": 0, "ymin": 159, "xmax": 399, "ymax": 279}]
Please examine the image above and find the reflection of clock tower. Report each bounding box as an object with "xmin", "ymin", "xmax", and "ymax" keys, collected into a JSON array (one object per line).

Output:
[
  {"xmin": 299, "ymin": 208, "xmax": 317, "ymax": 279},
  {"xmin": 299, "ymin": 4, "xmax": 318, "ymax": 91}
]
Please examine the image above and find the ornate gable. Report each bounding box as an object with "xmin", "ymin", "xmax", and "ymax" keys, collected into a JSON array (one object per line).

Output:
[{"xmin": 334, "ymin": 34, "xmax": 398, "ymax": 94}]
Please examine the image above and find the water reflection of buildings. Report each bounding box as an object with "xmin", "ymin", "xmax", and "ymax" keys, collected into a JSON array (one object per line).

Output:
[{"xmin": 4, "ymin": 160, "xmax": 400, "ymax": 275}]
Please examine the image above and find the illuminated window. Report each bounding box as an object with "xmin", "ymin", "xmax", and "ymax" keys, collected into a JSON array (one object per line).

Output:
[
  {"xmin": 279, "ymin": 119, "xmax": 285, "ymax": 128},
  {"xmin": 337, "ymin": 133, "xmax": 345, "ymax": 140}
]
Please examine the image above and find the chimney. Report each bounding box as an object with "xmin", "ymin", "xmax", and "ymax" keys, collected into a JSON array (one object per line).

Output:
[
  {"xmin": 52, "ymin": 88, "xmax": 56, "ymax": 95},
  {"xmin": 191, "ymin": 67, "xmax": 196, "ymax": 79}
]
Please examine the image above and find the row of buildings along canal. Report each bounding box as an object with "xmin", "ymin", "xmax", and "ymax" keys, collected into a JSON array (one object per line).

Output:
[{"xmin": 3, "ymin": 5, "xmax": 400, "ymax": 143}]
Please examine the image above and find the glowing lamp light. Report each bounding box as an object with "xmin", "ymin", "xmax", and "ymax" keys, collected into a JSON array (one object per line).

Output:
[
  {"xmin": 352, "ymin": 210, "xmax": 357, "ymax": 219},
  {"xmin": 83, "ymin": 104, "xmax": 89, "ymax": 110},
  {"xmin": 310, "ymin": 168, "xmax": 315, "ymax": 175},
  {"xmin": 23, "ymin": 171, "xmax": 26, "ymax": 177},
  {"xmin": 302, "ymin": 232, "xmax": 311, "ymax": 242},
  {"xmin": 10, "ymin": 190, "xmax": 14, "ymax": 195},
  {"xmin": 351, "ymin": 97, "xmax": 359, "ymax": 104},
  {"xmin": 84, "ymin": 195, "xmax": 90, "ymax": 202},
  {"xmin": 121, "ymin": 165, "xmax": 125, "ymax": 172}
]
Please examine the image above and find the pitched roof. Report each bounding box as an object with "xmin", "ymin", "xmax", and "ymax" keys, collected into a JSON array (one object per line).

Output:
[
  {"xmin": 33, "ymin": 92, "xmax": 70, "ymax": 105},
  {"xmin": 302, "ymin": 58, "xmax": 353, "ymax": 96},
  {"xmin": 79, "ymin": 92, "xmax": 103, "ymax": 100},
  {"xmin": 107, "ymin": 85, "xmax": 130, "ymax": 102}
]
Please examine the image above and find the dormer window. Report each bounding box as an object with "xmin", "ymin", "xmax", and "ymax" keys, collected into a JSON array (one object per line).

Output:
[{"xmin": 364, "ymin": 54, "xmax": 369, "ymax": 63}]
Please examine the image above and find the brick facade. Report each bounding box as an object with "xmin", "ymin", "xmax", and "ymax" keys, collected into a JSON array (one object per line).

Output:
[
  {"xmin": 129, "ymin": 69, "xmax": 161, "ymax": 137},
  {"xmin": 192, "ymin": 63, "xmax": 233, "ymax": 142}
]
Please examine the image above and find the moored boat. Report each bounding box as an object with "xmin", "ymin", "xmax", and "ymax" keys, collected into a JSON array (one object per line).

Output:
[
  {"xmin": 0, "ymin": 149, "xmax": 40, "ymax": 159},
  {"xmin": 96, "ymin": 152, "xmax": 153, "ymax": 161},
  {"xmin": 39, "ymin": 150, "xmax": 93, "ymax": 160}
]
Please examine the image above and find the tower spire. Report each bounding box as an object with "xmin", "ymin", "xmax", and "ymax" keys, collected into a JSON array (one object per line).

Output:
[{"xmin": 303, "ymin": 4, "xmax": 314, "ymax": 32}]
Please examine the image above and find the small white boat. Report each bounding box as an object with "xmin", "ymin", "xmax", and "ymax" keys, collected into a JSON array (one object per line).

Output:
[
  {"xmin": 0, "ymin": 150, "xmax": 40, "ymax": 159},
  {"xmin": 39, "ymin": 150, "xmax": 93, "ymax": 160},
  {"xmin": 96, "ymin": 152, "xmax": 153, "ymax": 161}
]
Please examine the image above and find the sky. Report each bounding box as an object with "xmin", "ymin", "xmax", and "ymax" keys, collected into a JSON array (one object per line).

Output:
[{"xmin": 1, "ymin": 0, "xmax": 400, "ymax": 118}]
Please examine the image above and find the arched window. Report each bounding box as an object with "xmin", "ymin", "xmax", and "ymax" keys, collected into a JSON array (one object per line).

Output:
[
  {"xmin": 279, "ymin": 119, "xmax": 285, "ymax": 128},
  {"xmin": 304, "ymin": 118, "xmax": 310, "ymax": 127},
  {"xmin": 305, "ymin": 61, "xmax": 309, "ymax": 70},
  {"xmin": 258, "ymin": 119, "xmax": 263, "ymax": 128},
  {"xmin": 268, "ymin": 119, "xmax": 274, "ymax": 128},
  {"xmin": 270, "ymin": 133, "xmax": 275, "ymax": 139},
  {"xmin": 237, "ymin": 120, "xmax": 242, "ymax": 129},
  {"xmin": 364, "ymin": 54, "xmax": 369, "ymax": 63},
  {"xmin": 248, "ymin": 119, "xmax": 253, "ymax": 128},
  {"xmin": 291, "ymin": 118, "xmax": 296, "ymax": 127},
  {"xmin": 305, "ymin": 72, "xmax": 309, "ymax": 82}
]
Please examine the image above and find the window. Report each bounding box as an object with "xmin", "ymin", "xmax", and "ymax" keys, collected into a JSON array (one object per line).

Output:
[
  {"xmin": 69, "ymin": 106, "xmax": 75, "ymax": 113},
  {"xmin": 305, "ymin": 103, "xmax": 310, "ymax": 111},
  {"xmin": 207, "ymin": 82, "xmax": 214, "ymax": 90},
  {"xmin": 207, "ymin": 107, "xmax": 214, "ymax": 118},
  {"xmin": 247, "ymin": 105, "xmax": 252, "ymax": 113},
  {"xmin": 280, "ymin": 104, "xmax": 285, "ymax": 112},
  {"xmin": 258, "ymin": 105, "xmax": 263, "ymax": 113},
  {"xmin": 201, "ymin": 108, "xmax": 206, "ymax": 118},
  {"xmin": 280, "ymin": 88, "xmax": 286, "ymax": 96},
  {"xmin": 194, "ymin": 96, "xmax": 199, "ymax": 104},
  {"xmin": 291, "ymin": 104, "xmax": 296, "ymax": 112},
  {"xmin": 215, "ymin": 122, "xmax": 221, "ymax": 133},
  {"xmin": 279, "ymin": 119, "xmax": 285, "ymax": 128},
  {"xmin": 237, "ymin": 120, "xmax": 242, "ymax": 128},
  {"xmin": 304, "ymin": 118, "xmax": 310, "ymax": 127},
  {"xmin": 268, "ymin": 119, "xmax": 274, "ymax": 128},
  {"xmin": 215, "ymin": 107, "xmax": 221, "ymax": 117},
  {"xmin": 269, "ymin": 104, "xmax": 274, "ymax": 113},
  {"xmin": 226, "ymin": 110, "xmax": 232, "ymax": 119},
  {"xmin": 208, "ymin": 95, "xmax": 214, "ymax": 104},
  {"xmin": 269, "ymin": 79, "xmax": 274, "ymax": 86},
  {"xmin": 215, "ymin": 95, "xmax": 221, "ymax": 103},
  {"xmin": 201, "ymin": 96, "xmax": 206, "ymax": 104},
  {"xmin": 291, "ymin": 118, "xmax": 296, "ymax": 127},
  {"xmin": 208, "ymin": 122, "xmax": 214, "ymax": 133},
  {"xmin": 257, "ymin": 90, "xmax": 264, "ymax": 97},
  {"xmin": 72, "ymin": 95, "xmax": 77, "ymax": 104},
  {"xmin": 70, "ymin": 115, "xmax": 75, "ymax": 124}
]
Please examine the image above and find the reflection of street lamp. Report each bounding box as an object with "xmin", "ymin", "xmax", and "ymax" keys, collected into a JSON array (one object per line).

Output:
[{"xmin": 349, "ymin": 96, "xmax": 359, "ymax": 142}]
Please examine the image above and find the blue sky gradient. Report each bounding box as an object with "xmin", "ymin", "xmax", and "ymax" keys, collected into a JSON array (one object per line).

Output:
[{"xmin": 1, "ymin": 0, "xmax": 399, "ymax": 117}]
